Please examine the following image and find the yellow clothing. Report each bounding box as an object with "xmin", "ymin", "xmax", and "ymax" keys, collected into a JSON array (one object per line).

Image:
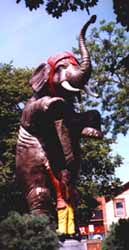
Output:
[
  {"xmin": 57, "ymin": 204, "xmax": 75, "ymax": 235},
  {"xmin": 47, "ymin": 167, "xmax": 77, "ymax": 234}
]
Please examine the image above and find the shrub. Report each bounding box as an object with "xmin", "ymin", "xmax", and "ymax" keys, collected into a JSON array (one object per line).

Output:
[
  {"xmin": 102, "ymin": 218, "xmax": 129, "ymax": 250},
  {"xmin": 0, "ymin": 212, "xmax": 58, "ymax": 250}
]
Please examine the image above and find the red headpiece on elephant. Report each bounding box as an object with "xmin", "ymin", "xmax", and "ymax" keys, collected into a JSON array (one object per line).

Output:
[
  {"xmin": 47, "ymin": 52, "xmax": 79, "ymax": 95},
  {"xmin": 29, "ymin": 51, "xmax": 79, "ymax": 95},
  {"xmin": 29, "ymin": 15, "xmax": 97, "ymax": 97}
]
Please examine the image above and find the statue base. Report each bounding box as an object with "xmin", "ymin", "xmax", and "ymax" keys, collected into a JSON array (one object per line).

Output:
[{"xmin": 59, "ymin": 239, "xmax": 87, "ymax": 250}]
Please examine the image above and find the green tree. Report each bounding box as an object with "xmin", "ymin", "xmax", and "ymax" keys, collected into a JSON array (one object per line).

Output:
[
  {"xmin": 76, "ymin": 137, "xmax": 122, "ymax": 224},
  {"xmin": 0, "ymin": 212, "xmax": 58, "ymax": 250},
  {"xmin": 74, "ymin": 20, "xmax": 129, "ymax": 222},
  {"xmin": 0, "ymin": 64, "xmax": 32, "ymax": 219},
  {"xmin": 16, "ymin": 0, "xmax": 129, "ymax": 31},
  {"xmin": 74, "ymin": 20, "xmax": 129, "ymax": 137},
  {"xmin": 113, "ymin": 0, "xmax": 129, "ymax": 31},
  {"xmin": 0, "ymin": 63, "xmax": 32, "ymax": 185},
  {"xmin": 0, "ymin": 181, "xmax": 28, "ymax": 220},
  {"xmin": 102, "ymin": 219, "xmax": 129, "ymax": 250}
]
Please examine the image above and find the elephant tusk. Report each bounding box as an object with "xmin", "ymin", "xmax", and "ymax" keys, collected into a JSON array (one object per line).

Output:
[
  {"xmin": 84, "ymin": 85, "xmax": 99, "ymax": 97},
  {"xmin": 61, "ymin": 81, "xmax": 81, "ymax": 92}
]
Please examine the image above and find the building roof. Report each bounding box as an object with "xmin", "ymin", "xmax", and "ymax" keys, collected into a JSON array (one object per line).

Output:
[{"xmin": 106, "ymin": 181, "xmax": 129, "ymax": 202}]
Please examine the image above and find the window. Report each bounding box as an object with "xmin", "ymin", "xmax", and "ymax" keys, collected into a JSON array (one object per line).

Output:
[
  {"xmin": 91, "ymin": 210, "xmax": 103, "ymax": 220},
  {"xmin": 114, "ymin": 199, "xmax": 126, "ymax": 217}
]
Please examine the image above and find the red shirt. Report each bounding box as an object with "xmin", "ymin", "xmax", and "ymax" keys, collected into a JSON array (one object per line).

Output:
[{"xmin": 47, "ymin": 168, "xmax": 74, "ymax": 209}]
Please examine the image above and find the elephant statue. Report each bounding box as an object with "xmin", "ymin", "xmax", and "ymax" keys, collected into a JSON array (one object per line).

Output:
[{"xmin": 16, "ymin": 15, "xmax": 102, "ymax": 219}]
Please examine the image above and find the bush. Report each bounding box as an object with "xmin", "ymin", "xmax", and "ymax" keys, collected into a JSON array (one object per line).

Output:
[
  {"xmin": 102, "ymin": 218, "xmax": 129, "ymax": 250},
  {"xmin": 0, "ymin": 212, "xmax": 59, "ymax": 250}
]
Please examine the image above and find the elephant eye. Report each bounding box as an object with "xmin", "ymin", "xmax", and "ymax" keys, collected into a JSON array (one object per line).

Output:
[{"xmin": 55, "ymin": 64, "xmax": 67, "ymax": 72}]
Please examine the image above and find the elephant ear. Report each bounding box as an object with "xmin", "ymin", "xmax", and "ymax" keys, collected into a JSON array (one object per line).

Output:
[{"xmin": 29, "ymin": 63, "xmax": 51, "ymax": 92}]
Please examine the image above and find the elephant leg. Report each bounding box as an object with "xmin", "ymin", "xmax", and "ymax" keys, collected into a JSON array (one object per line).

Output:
[
  {"xmin": 26, "ymin": 186, "xmax": 51, "ymax": 215},
  {"xmin": 81, "ymin": 110, "xmax": 103, "ymax": 138},
  {"xmin": 73, "ymin": 110, "xmax": 103, "ymax": 138},
  {"xmin": 16, "ymin": 133, "xmax": 52, "ymax": 215},
  {"xmin": 54, "ymin": 119, "xmax": 75, "ymax": 164},
  {"xmin": 54, "ymin": 119, "xmax": 80, "ymax": 182},
  {"xmin": 17, "ymin": 166, "xmax": 51, "ymax": 215}
]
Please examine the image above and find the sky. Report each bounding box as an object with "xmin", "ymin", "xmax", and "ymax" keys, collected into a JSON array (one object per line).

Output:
[{"xmin": 0, "ymin": 0, "xmax": 129, "ymax": 183}]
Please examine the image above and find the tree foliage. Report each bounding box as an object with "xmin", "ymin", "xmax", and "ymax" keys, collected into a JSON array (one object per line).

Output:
[
  {"xmin": 80, "ymin": 138, "xmax": 122, "ymax": 195},
  {"xmin": 0, "ymin": 212, "xmax": 58, "ymax": 250},
  {"xmin": 0, "ymin": 64, "xmax": 32, "ymax": 220},
  {"xmin": 74, "ymin": 20, "xmax": 129, "ymax": 137},
  {"xmin": 0, "ymin": 182, "xmax": 28, "ymax": 221},
  {"xmin": 0, "ymin": 63, "xmax": 32, "ymax": 185},
  {"xmin": 102, "ymin": 219, "xmax": 129, "ymax": 250},
  {"xmin": 113, "ymin": 0, "xmax": 129, "ymax": 31},
  {"xmin": 74, "ymin": 20, "xmax": 128, "ymax": 220},
  {"xmin": 16, "ymin": 0, "xmax": 129, "ymax": 31},
  {"xmin": 16, "ymin": 0, "xmax": 98, "ymax": 16},
  {"xmin": 76, "ymin": 137, "xmax": 122, "ymax": 224}
]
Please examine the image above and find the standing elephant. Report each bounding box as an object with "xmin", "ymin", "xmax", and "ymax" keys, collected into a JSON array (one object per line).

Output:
[{"xmin": 16, "ymin": 15, "xmax": 102, "ymax": 219}]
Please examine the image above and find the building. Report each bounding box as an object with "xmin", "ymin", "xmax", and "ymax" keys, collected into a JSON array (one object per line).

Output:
[
  {"xmin": 105, "ymin": 181, "xmax": 129, "ymax": 230},
  {"xmin": 79, "ymin": 196, "xmax": 107, "ymax": 239},
  {"xmin": 79, "ymin": 181, "xmax": 129, "ymax": 239}
]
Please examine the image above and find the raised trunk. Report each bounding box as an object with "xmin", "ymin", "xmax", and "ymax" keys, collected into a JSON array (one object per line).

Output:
[{"xmin": 79, "ymin": 15, "xmax": 96, "ymax": 81}]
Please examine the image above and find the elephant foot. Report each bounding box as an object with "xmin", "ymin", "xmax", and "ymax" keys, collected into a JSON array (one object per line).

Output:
[{"xmin": 81, "ymin": 127, "xmax": 103, "ymax": 139}]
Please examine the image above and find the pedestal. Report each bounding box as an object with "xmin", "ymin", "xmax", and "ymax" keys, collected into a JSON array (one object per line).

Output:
[{"xmin": 59, "ymin": 239, "xmax": 87, "ymax": 250}]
